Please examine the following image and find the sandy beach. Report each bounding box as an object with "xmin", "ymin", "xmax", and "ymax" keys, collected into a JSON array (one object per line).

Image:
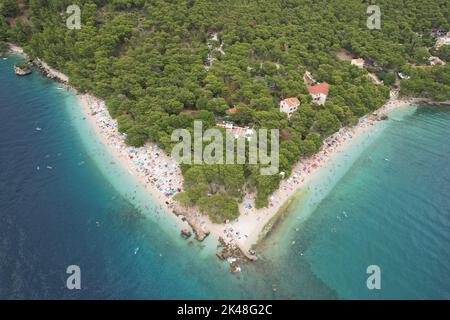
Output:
[{"xmin": 8, "ymin": 43, "xmax": 440, "ymax": 258}]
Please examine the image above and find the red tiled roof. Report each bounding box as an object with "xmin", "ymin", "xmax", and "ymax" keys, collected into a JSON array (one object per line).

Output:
[
  {"xmin": 227, "ymin": 107, "xmax": 237, "ymax": 114},
  {"xmin": 281, "ymin": 97, "xmax": 300, "ymax": 107},
  {"xmin": 308, "ymin": 82, "xmax": 329, "ymax": 95}
]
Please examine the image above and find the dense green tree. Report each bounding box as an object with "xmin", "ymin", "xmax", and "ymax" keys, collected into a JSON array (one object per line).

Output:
[
  {"xmin": 400, "ymin": 65, "xmax": 450, "ymax": 101},
  {"xmin": 0, "ymin": 0, "xmax": 19, "ymax": 17},
  {"xmin": 232, "ymin": 104, "xmax": 255, "ymax": 125},
  {"xmin": 436, "ymin": 45, "xmax": 450, "ymax": 62},
  {"xmin": 313, "ymin": 110, "xmax": 341, "ymax": 137},
  {"xmin": 125, "ymin": 125, "xmax": 148, "ymax": 147},
  {"xmin": 172, "ymin": 192, "xmax": 191, "ymax": 207},
  {"xmin": 197, "ymin": 194, "xmax": 239, "ymax": 223}
]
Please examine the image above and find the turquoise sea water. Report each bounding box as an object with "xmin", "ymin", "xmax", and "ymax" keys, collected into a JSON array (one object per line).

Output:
[
  {"xmin": 1, "ymin": 55, "xmax": 449, "ymax": 299},
  {"xmin": 262, "ymin": 106, "xmax": 450, "ymax": 299}
]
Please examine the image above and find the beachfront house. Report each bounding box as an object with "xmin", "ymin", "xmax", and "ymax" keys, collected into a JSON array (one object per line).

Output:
[
  {"xmin": 279, "ymin": 97, "xmax": 300, "ymax": 118},
  {"xmin": 308, "ymin": 82, "xmax": 329, "ymax": 105}
]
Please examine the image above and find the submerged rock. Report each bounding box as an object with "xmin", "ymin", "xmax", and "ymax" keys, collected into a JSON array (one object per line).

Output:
[
  {"xmin": 230, "ymin": 261, "xmax": 241, "ymax": 273},
  {"xmin": 194, "ymin": 229, "xmax": 210, "ymax": 241},
  {"xmin": 180, "ymin": 229, "xmax": 192, "ymax": 239}
]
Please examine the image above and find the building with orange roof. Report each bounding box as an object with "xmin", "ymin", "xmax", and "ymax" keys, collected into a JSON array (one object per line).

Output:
[{"xmin": 308, "ymin": 82, "xmax": 329, "ymax": 105}]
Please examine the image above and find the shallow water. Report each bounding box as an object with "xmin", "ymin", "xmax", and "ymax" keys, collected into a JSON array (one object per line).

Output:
[{"xmin": 262, "ymin": 106, "xmax": 450, "ymax": 299}]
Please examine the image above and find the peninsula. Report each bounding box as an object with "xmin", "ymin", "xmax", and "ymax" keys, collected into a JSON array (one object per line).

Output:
[{"xmin": 2, "ymin": 0, "xmax": 449, "ymax": 262}]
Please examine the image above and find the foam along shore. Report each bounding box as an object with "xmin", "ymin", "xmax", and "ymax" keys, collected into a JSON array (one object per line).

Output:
[{"xmin": 8, "ymin": 44, "xmax": 446, "ymax": 259}]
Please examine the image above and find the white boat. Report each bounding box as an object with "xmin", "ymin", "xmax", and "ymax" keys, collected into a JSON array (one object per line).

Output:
[
  {"xmin": 36, "ymin": 127, "xmax": 42, "ymax": 131},
  {"xmin": 134, "ymin": 247, "xmax": 140, "ymax": 255}
]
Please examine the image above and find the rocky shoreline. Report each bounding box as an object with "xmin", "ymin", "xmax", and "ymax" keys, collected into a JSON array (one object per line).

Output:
[
  {"xmin": 13, "ymin": 64, "xmax": 32, "ymax": 76},
  {"xmin": 31, "ymin": 58, "xmax": 69, "ymax": 85},
  {"xmin": 171, "ymin": 205, "xmax": 210, "ymax": 242}
]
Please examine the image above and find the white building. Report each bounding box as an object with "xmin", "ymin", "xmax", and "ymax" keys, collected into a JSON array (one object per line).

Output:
[
  {"xmin": 351, "ymin": 58, "xmax": 365, "ymax": 68},
  {"xmin": 279, "ymin": 97, "xmax": 301, "ymax": 118},
  {"xmin": 308, "ymin": 82, "xmax": 330, "ymax": 105}
]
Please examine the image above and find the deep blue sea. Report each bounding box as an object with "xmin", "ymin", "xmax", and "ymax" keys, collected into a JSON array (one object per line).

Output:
[{"xmin": 1, "ymin": 55, "xmax": 449, "ymax": 299}]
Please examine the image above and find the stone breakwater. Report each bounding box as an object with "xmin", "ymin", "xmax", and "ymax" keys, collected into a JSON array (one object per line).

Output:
[{"xmin": 31, "ymin": 58, "xmax": 69, "ymax": 85}]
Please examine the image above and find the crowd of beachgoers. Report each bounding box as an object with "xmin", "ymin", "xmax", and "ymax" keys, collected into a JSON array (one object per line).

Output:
[
  {"xmin": 82, "ymin": 95, "xmax": 184, "ymax": 200},
  {"xmin": 216, "ymin": 96, "xmax": 423, "ymax": 250}
]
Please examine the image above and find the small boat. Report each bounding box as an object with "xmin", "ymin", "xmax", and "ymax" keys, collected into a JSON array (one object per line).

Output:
[
  {"xmin": 46, "ymin": 166, "xmax": 53, "ymax": 169},
  {"xmin": 36, "ymin": 127, "xmax": 42, "ymax": 131},
  {"xmin": 37, "ymin": 166, "xmax": 40, "ymax": 170},
  {"xmin": 134, "ymin": 247, "xmax": 140, "ymax": 255}
]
